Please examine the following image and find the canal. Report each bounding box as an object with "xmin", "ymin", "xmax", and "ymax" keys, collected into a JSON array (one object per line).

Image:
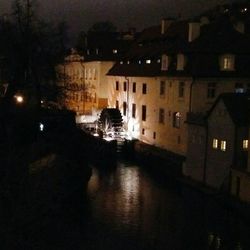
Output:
[{"xmin": 6, "ymin": 159, "xmax": 250, "ymax": 250}]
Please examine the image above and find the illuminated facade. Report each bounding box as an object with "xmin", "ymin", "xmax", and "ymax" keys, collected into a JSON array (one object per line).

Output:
[
  {"xmin": 107, "ymin": 17, "xmax": 250, "ymax": 157},
  {"xmin": 57, "ymin": 32, "xmax": 134, "ymax": 124}
]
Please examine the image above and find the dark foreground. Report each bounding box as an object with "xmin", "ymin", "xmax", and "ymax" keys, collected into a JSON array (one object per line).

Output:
[{"xmin": 2, "ymin": 159, "xmax": 250, "ymax": 250}]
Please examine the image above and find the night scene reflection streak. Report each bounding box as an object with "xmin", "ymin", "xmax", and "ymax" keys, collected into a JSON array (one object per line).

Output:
[{"xmin": 86, "ymin": 161, "xmax": 250, "ymax": 250}]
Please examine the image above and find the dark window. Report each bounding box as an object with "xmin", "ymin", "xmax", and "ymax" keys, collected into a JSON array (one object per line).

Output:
[
  {"xmin": 159, "ymin": 108, "xmax": 165, "ymax": 124},
  {"xmin": 178, "ymin": 82, "xmax": 185, "ymax": 98},
  {"xmin": 132, "ymin": 103, "xmax": 136, "ymax": 118},
  {"xmin": 207, "ymin": 83, "xmax": 216, "ymax": 98},
  {"xmin": 173, "ymin": 112, "xmax": 181, "ymax": 128},
  {"xmin": 115, "ymin": 81, "xmax": 119, "ymax": 91},
  {"xmin": 123, "ymin": 81, "xmax": 127, "ymax": 91},
  {"xmin": 142, "ymin": 83, "xmax": 147, "ymax": 94},
  {"xmin": 142, "ymin": 128, "xmax": 145, "ymax": 135},
  {"xmin": 132, "ymin": 82, "xmax": 136, "ymax": 93},
  {"xmin": 160, "ymin": 81, "xmax": 166, "ymax": 96},
  {"xmin": 123, "ymin": 102, "xmax": 127, "ymax": 116},
  {"xmin": 116, "ymin": 100, "xmax": 119, "ymax": 109},
  {"xmin": 153, "ymin": 132, "xmax": 156, "ymax": 139},
  {"xmin": 142, "ymin": 105, "xmax": 147, "ymax": 121}
]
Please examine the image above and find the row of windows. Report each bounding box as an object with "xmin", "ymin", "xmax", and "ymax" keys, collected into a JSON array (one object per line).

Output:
[
  {"xmin": 84, "ymin": 68, "xmax": 97, "ymax": 80},
  {"xmin": 115, "ymin": 81, "xmax": 250, "ymax": 99},
  {"xmin": 116, "ymin": 81, "xmax": 147, "ymax": 94},
  {"xmin": 117, "ymin": 101, "xmax": 181, "ymax": 127},
  {"xmin": 67, "ymin": 92, "xmax": 97, "ymax": 103},
  {"xmin": 212, "ymin": 139, "xmax": 249, "ymax": 151}
]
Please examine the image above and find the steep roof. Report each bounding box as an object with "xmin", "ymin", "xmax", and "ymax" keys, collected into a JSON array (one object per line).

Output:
[
  {"xmin": 82, "ymin": 31, "xmax": 135, "ymax": 62},
  {"xmin": 208, "ymin": 93, "xmax": 250, "ymax": 126},
  {"xmin": 108, "ymin": 18, "xmax": 250, "ymax": 78}
]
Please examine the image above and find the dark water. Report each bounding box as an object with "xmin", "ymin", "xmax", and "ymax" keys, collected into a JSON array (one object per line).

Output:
[{"xmin": 5, "ymin": 160, "xmax": 250, "ymax": 250}]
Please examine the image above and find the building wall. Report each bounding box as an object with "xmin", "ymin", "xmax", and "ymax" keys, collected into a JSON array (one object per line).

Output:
[
  {"xmin": 191, "ymin": 78, "xmax": 249, "ymax": 113},
  {"xmin": 231, "ymin": 169, "xmax": 250, "ymax": 203},
  {"xmin": 108, "ymin": 75, "xmax": 191, "ymax": 156},
  {"xmin": 56, "ymin": 60, "xmax": 85, "ymax": 115},
  {"xmin": 184, "ymin": 124, "xmax": 206, "ymax": 182},
  {"xmin": 206, "ymin": 101, "xmax": 235, "ymax": 189}
]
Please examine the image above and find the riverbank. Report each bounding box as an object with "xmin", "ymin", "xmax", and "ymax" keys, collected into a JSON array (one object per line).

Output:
[
  {"xmin": 121, "ymin": 139, "xmax": 250, "ymax": 222},
  {"xmin": 0, "ymin": 127, "xmax": 93, "ymax": 247}
]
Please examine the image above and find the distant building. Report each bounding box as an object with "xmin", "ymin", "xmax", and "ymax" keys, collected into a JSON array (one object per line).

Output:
[{"xmin": 56, "ymin": 32, "xmax": 135, "ymax": 125}]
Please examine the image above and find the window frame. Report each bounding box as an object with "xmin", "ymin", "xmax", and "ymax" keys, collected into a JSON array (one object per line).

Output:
[{"xmin": 142, "ymin": 105, "xmax": 147, "ymax": 121}]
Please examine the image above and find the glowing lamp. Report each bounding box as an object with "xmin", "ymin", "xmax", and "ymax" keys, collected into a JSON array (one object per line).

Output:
[{"xmin": 14, "ymin": 95, "xmax": 24, "ymax": 104}]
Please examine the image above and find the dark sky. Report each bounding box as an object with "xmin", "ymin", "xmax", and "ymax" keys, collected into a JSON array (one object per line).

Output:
[{"xmin": 0, "ymin": 0, "xmax": 241, "ymax": 37}]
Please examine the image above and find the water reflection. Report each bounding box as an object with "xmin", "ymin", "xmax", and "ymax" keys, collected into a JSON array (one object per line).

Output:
[
  {"xmin": 87, "ymin": 161, "xmax": 250, "ymax": 250},
  {"xmin": 5, "ymin": 160, "xmax": 250, "ymax": 249}
]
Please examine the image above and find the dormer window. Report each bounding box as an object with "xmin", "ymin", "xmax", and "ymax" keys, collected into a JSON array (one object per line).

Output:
[
  {"xmin": 177, "ymin": 53, "xmax": 186, "ymax": 71},
  {"xmin": 220, "ymin": 54, "xmax": 235, "ymax": 71},
  {"xmin": 161, "ymin": 54, "xmax": 169, "ymax": 71}
]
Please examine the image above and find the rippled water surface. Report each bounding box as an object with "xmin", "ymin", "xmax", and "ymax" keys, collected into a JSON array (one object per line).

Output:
[{"xmin": 6, "ymin": 160, "xmax": 250, "ymax": 250}]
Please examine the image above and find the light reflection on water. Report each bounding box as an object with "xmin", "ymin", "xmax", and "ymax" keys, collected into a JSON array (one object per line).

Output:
[
  {"xmin": 86, "ymin": 160, "xmax": 250, "ymax": 250},
  {"xmin": 5, "ymin": 160, "xmax": 250, "ymax": 249}
]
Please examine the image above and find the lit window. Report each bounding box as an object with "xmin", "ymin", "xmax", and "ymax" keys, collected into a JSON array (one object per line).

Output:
[
  {"xmin": 212, "ymin": 139, "xmax": 218, "ymax": 149},
  {"xmin": 113, "ymin": 49, "xmax": 118, "ymax": 54},
  {"xmin": 146, "ymin": 59, "xmax": 151, "ymax": 64},
  {"xmin": 173, "ymin": 112, "xmax": 181, "ymax": 128},
  {"xmin": 138, "ymin": 60, "xmax": 141, "ymax": 64},
  {"xmin": 220, "ymin": 54, "xmax": 235, "ymax": 71},
  {"xmin": 120, "ymin": 61, "xmax": 123, "ymax": 64},
  {"xmin": 221, "ymin": 140, "xmax": 227, "ymax": 151},
  {"xmin": 161, "ymin": 54, "xmax": 169, "ymax": 71},
  {"xmin": 39, "ymin": 123, "xmax": 44, "ymax": 132},
  {"xmin": 177, "ymin": 54, "xmax": 186, "ymax": 70},
  {"xmin": 243, "ymin": 140, "xmax": 248, "ymax": 150}
]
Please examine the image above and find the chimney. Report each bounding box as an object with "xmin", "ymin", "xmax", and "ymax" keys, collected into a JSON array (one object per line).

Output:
[
  {"xmin": 234, "ymin": 21, "xmax": 245, "ymax": 34},
  {"xmin": 161, "ymin": 18, "xmax": 174, "ymax": 35},
  {"xmin": 188, "ymin": 22, "xmax": 200, "ymax": 42}
]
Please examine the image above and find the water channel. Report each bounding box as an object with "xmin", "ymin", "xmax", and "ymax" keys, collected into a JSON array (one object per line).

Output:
[{"xmin": 7, "ymin": 159, "xmax": 250, "ymax": 250}]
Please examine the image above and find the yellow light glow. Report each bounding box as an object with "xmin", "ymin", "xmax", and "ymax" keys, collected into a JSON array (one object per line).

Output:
[{"xmin": 15, "ymin": 95, "xmax": 24, "ymax": 104}]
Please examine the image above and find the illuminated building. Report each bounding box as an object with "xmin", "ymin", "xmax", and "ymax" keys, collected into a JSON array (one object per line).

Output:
[{"xmin": 107, "ymin": 17, "xmax": 250, "ymax": 159}]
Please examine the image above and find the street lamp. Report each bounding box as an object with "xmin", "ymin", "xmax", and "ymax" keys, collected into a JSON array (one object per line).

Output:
[{"xmin": 14, "ymin": 94, "xmax": 24, "ymax": 104}]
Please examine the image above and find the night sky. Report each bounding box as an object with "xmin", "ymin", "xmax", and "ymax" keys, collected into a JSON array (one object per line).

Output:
[{"xmin": 0, "ymin": 0, "xmax": 242, "ymax": 38}]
